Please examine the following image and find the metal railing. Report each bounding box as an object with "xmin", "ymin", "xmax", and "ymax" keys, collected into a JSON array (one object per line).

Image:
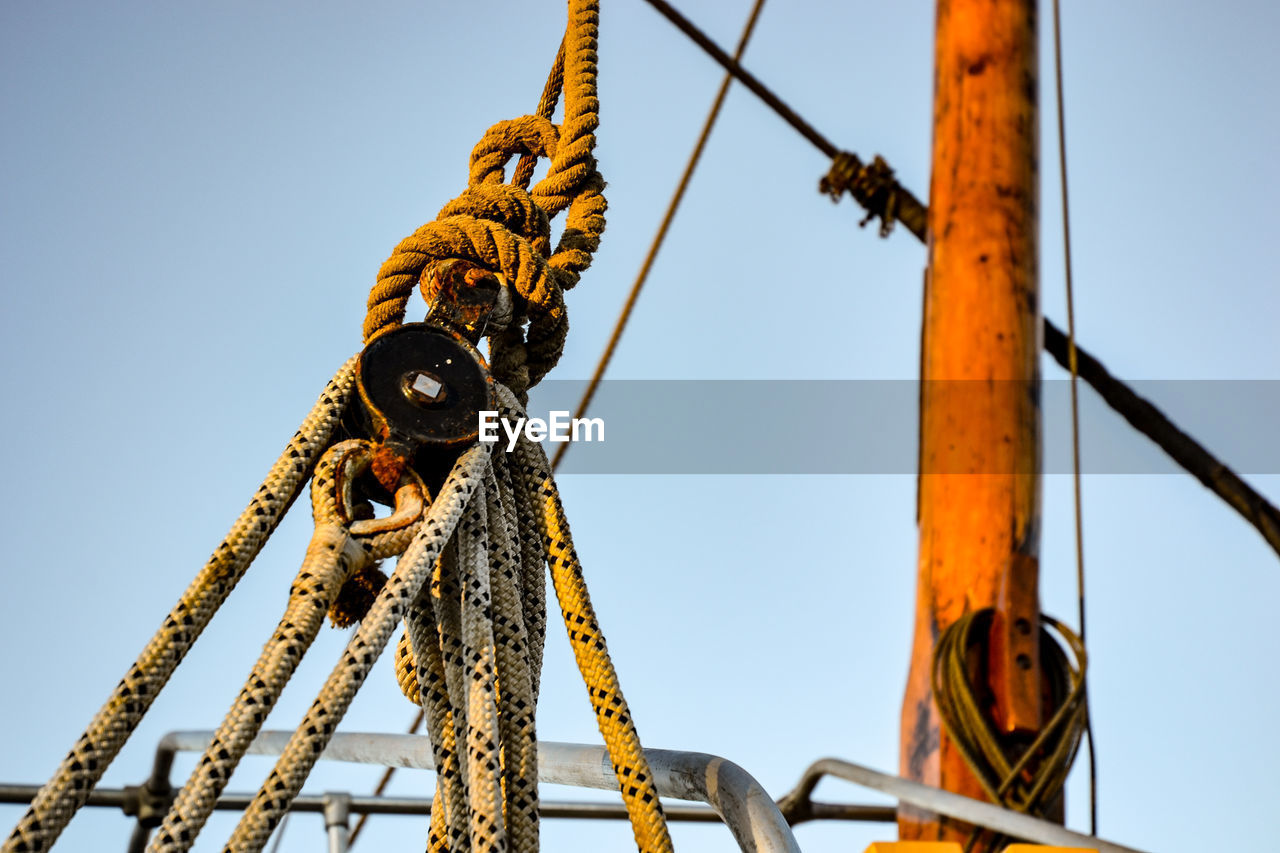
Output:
[
  {"xmin": 136, "ymin": 731, "xmax": 804, "ymax": 852},
  {"xmin": 1, "ymin": 729, "xmax": 1150, "ymax": 852}
]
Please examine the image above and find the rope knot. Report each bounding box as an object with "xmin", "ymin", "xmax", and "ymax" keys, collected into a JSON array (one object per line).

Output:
[
  {"xmin": 469, "ymin": 116, "xmax": 561, "ymax": 188},
  {"xmin": 364, "ymin": 95, "xmax": 605, "ymax": 397},
  {"xmin": 820, "ymin": 151, "xmax": 902, "ymax": 237}
]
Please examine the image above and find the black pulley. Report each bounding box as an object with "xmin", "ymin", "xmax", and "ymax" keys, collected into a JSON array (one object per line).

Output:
[{"xmin": 356, "ymin": 323, "xmax": 495, "ymax": 453}]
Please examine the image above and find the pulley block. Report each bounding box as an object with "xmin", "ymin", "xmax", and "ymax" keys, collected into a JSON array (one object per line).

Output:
[{"xmin": 354, "ymin": 322, "xmax": 495, "ymax": 494}]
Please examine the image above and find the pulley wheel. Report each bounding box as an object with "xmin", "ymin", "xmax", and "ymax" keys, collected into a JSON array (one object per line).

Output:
[{"xmin": 356, "ymin": 323, "xmax": 495, "ymax": 450}]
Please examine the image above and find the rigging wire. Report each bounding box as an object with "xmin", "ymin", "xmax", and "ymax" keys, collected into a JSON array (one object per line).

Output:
[
  {"xmin": 358, "ymin": 0, "xmax": 1278, "ymax": 843},
  {"xmin": 552, "ymin": 0, "xmax": 768, "ymax": 472},
  {"xmin": 265, "ymin": 814, "xmax": 290, "ymax": 853},
  {"xmin": 642, "ymin": 0, "xmax": 1280, "ymax": 558},
  {"xmin": 642, "ymin": 0, "xmax": 928, "ymax": 240},
  {"xmin": 642, "ymin": 0, "xmax": 831, "ymax": 157},
  {"xmin": 1052, "ymin": 0, "xmax": 1098, "ymax": 834}
]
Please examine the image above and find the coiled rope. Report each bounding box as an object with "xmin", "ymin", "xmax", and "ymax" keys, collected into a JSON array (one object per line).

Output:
[{"xmin": 931, "ymin": 610, "xmax": 1088, "ymax": 853}]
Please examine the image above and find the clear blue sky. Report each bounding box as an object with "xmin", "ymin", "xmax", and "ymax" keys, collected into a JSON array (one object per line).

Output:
[{"xmin": 2, "ymin": 2, "xmax": 1278, "ymax": 851}]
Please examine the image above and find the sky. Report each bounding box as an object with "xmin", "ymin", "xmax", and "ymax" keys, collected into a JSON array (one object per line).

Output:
[{"xmin": 2, "ymin": 1, "xmax": 1279, "ymax": 852}]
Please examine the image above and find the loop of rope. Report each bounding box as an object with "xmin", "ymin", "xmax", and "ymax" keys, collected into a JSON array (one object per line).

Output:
[
  {"xmin": 512, "ymin": 40, "xmax": 565, "ymax": 191},
  {"xmin": 931, "ymin": 608, "xmax": 1088, "ymax": 852},
  {"xmin": 222, "ymin": 443, "xmax": 492, "ymax": 853},
  {"xmin": 364, "ymin": 0, "xmax": 605, "ymax": 399},
  {"xmin": 150, "ymin": 441, "xmax": 426, "ymax": 853}
]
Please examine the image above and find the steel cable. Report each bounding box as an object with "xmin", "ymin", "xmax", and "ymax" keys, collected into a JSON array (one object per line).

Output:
[{"xmin": 642, "ymin": 0, "xmax": 1280, "ymax": 560}]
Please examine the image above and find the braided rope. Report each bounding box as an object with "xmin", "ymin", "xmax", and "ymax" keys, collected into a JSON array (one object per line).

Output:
[
  {"xmin": 221, "ymin": 442, "xmax": 490, "ymax": 853},
  {"xmin": 4, "ymin": 358, "xmax": 358, "ymax": 853},
  {"xmin": 497, "ymin": 438, "xmax": 548, "ymax": 695},
  {"xmin": 495, "ymin": 384, "xmax": 673, "ymax": 853},
  {"xmin": 455, "ymin": 487, "xmax": 507, "ymax": 852},
  {"xmin": 404, "ymin": 565, "xmax": 469, "ymax": 852},
  {"xmin": 396, "ymin": 462, "xmax": 543, "ymax": 853},
  {"xmin": 482, "ymin": 466, "xmax": 540, "ymax": 853},
  {"xmin": 392, "ymin": 385, "xmax": 668, "ymax": 853},
  {"xmin": 363, "ymin": 0, "xmax": 605, "ymax": 397},
  {"xmin": 434, "ymin": 539, "xmax": 472, "ymax": 811},
  {"xmin": 150, "ymin": 442, "xmax": 425, "ymax": 852}
]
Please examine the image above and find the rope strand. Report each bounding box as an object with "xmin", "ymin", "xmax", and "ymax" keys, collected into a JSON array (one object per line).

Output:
[
  {"xmin": 1051, "ymin": 0, "xmax": 1097, "ymax": 834},
  {"xmin": 223, "ymin": 444, "xmax": 491, "ymax": 853},
  {"xmin": 553, "ymin": 0, "xmax": 768, "ymax": 471},
  {"xmin": 4, "ymin": 358, "xmax": 358, "ymax": 853}
]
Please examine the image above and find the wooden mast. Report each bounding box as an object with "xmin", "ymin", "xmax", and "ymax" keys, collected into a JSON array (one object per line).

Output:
[{"xmin": 900, "ymin": 0, "xmax": 1043, "ymax": 844}]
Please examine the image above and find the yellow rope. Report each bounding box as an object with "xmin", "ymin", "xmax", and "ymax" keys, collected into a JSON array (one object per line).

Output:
[
  {"xmin": 931, "ymin": 609, "xmax": 1088, "ymax": 852},
  {"xmin": 363, "ymin": 0, "xmax": 606, "ymax": 398},
  {"xmin": 497, "ymin": 385, "xmax": 673, "ymax": 853},
  {"xmin": 553, "ymin": 0, "xmax": 768, "ymax": 472}
]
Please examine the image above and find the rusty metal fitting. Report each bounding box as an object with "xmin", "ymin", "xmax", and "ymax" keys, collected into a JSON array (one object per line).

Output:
[
  {"xmin": 354, "ymin": 321, "xmax": 496, "ymax": 498},
  {"xmin": 326, "ymin": 441, "xmax": 426, "ymax": 536},
  {"xmin": 356, "ymin": 323, "xmax": 495, "ymax": 453},
  {"xmin": 420, "ymin": 258, "xmax": 514, "ymax": 343}
]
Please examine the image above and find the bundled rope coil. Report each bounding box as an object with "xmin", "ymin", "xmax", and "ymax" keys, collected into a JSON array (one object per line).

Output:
[{"xmin": 931, "ymin": 609, "xmax": 1088, "ymax": 852}]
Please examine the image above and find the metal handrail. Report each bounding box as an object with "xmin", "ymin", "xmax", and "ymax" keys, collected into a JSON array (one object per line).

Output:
[
  {"xmin": 2, "ymin": 730, "xmax": 1151, "ymax": 851},
  {"xmin": 144, "ymin": 731, "xmax": 801, "ymax": 852},
  {"xmin": 778, "ymin": 757, "xmax": 1148, "ymax": 853}
]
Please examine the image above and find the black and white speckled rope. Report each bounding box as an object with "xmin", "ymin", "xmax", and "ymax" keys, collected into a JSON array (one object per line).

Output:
[
  {"xmin": 221, "ymin": 442, "xmax": 491, "ymax": 853},
  {"xmin": 4, "ymin": 358, "xmax": 359, "ymax": 853},
  {"xmin": 495, "ymin": 385, "xmax": 672, "ymax": 853},
  {"xmin": 390, "ymin": 385, "xmax": 672, "ymax": 853},
  {"xmin": 150, "ymin": 441, "xmax": 427, "ymax": 852},
  {"xmin": 398, "ymin": 458, "xmax": 543, "ymax": 853},
  {"xmin": 482, "ymin": 465, "xmax": 539, "ymax": 853}
]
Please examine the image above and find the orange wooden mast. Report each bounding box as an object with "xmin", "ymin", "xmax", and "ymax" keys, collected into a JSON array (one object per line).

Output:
[{"xmin": 899, "ymin": 0, "xmax": 1044, "ymax": 844}]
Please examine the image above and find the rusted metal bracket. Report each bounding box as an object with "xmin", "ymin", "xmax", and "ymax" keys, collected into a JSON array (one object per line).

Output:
[
  {"xmin": 988, "ymin": 552, "xmax": 1043, "ymax": 735},
  {"xmin": 352, "ymin": 259, "xmax": 506, "ymax": 495}
]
